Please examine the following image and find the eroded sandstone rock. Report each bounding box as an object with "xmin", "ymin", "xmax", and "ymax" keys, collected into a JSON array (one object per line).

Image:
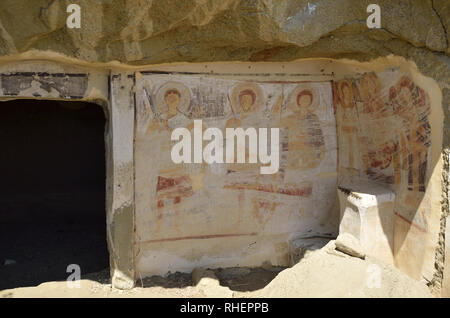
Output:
[
  {"xmin": 0, "ymin": 0, "xmax": 448, "ymax": 64},
  {"xmin": 335, "ymin": 233, "xmax": 366, "ymax": 259},
  {"xmin": 192, "ymin": 268, "xmax": 233, "ymax": 298}
]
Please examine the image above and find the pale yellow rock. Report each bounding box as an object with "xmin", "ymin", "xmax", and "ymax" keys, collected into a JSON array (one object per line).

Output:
[
  {"xmin": 192, "ymin": 268, "xmax": 233, "ymax": 298},
  {"xmin": 255, "ymin": 241, "xmax": 433, "ymax": 298},
  {"xmin": 0, "ymin": 0, "xmax": 447, "ymax": 64},
  {"xmin": 335, "ymin": 233, "xmax": 365, "ymax": 259}
]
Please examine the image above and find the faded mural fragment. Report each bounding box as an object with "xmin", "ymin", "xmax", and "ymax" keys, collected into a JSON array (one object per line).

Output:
[
  {"xmin": 335, "ymin": 71, "xmax": 431, "ymax": 228},
  {"xmin": 334, "ymin": 70, "xmax": 434, "ymax": 279},
  {"xmin": 1, "ymin": 73, "xmax": 88, "ymax": 99},
  {"xmin": 133, "ymin": 68, "xmax": 437, "ymax": 279},
  {"xmin": 134, "ymin": 73, "xmax": 337, "ymax": 274}
]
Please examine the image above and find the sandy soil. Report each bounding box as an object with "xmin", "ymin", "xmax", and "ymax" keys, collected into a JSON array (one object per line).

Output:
[
  {"xmin": 0, "ymin": 240, "xmax": 434, "ymax": 298},
  {"xmin": 0, "ymin": 266, "xmax": 284, "ymax": 298}
]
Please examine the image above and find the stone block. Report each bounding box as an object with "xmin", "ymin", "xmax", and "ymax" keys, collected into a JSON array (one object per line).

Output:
[
  {"xmin": 337, "ymin": 179, "xmax": 395, "ymax": 264},
  {"xmin": 335, "ymin": 232, "xmax": 365, "ymax": 259}
]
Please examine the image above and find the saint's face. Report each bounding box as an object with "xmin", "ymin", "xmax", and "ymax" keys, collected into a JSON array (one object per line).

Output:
[
  {"xmin": 165, "ymin": 90, "xmax": 181, "ymax": 117},
  {"xmin": 341, "ymin": 85, "xmax": 353, "ymax": 109},
  {"xmin": 364, "ymin": 76, "xmax": 378, "ymax": 99},
  {"xmin": 239, "ymin": 92, "xmax": 255, "ymax": 112},
  {"xmin": 297, "ymin": 93, "xmax": 312, "ymax": 111}
]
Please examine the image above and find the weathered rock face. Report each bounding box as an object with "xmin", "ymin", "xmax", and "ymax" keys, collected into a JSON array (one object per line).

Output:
[
  {"xmin": 1, "ymin": 1, "xmax": 448, "ymax": 138},
  {"xmin": 0, "ymin": 2, "xmax": 448, "ymax": 121},
  {"xmin": 0, "ymin": 0, "xmax": 448, "ymax": 64}
]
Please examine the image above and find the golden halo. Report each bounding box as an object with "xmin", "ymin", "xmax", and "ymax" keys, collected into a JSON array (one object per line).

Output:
[
  {"xmin": 155, "ymin": 81, "xmax": 191, "ymax": 119},
  {"xmin": 231, "ymin": 82, "xmax": 263, "ymax": 114},
  {"xmin": 287, "ymin": 84, "xmax": 318, "ymax": 112}
]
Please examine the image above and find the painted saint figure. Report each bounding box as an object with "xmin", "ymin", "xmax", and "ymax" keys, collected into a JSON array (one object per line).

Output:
[
  {"xmin": 358, "ymin": 72, "xmax": 396, "ymax": 183},
  {"xmin": 282, "ymin": 87, "xmax": 325, "ymax": 171},
  {"xmin": 151, "ymin": 82, "xmax": 195, "ymax": 233},
  {"xmin": 336, "ymin": 80, "xmax": 360, "ymax": 171},
  {"xmin": 390, "ymin": 76, "xmax": 431, "ymax": 192},
  {"xmin": 226, "ymin": 83, "xmax": 263, "ymax": 168},
  {"xmin": 224, "ymin": 82, "xmax": 264, "ymax": 230}
]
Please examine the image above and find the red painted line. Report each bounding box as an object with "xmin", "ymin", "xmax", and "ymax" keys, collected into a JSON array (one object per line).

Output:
[
  {"xmin": 394, "ymin": 211, "xmax": 427, "ymax": 233},
  {"xmin": 138, "ymin": 232, "xmax": 258, "ymax": 244}
]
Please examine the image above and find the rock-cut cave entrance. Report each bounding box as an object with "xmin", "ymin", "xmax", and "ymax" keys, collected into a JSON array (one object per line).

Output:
[{"xmin": 0, "ymin": 99, "xmax": 109, "ymax": 290}]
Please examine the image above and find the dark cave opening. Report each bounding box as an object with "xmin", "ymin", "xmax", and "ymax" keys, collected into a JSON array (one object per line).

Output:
[{"xmin": 0, "ymin": 99, "xmax": 109, "ymax": 290}]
